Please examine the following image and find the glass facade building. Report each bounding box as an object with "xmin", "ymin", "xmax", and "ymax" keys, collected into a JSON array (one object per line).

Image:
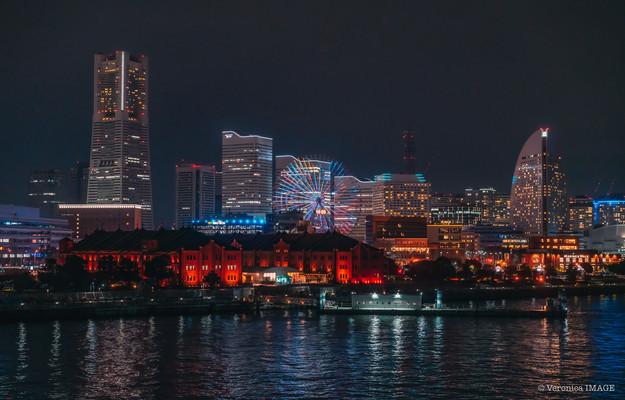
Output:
[
  {"xmin": 222, "ymin": 131, "xmax": 273, "ymax": 217},
  {"xmin": 510, "ymin": 128, "xmax": 566, "ymax": 235},
  {"xmin": 27, "ymin": 168, "xmax": 66, "ymax": 217},
  {"xmin": 175, "ymin": 164, "xmax": 217, "ymax": 228},
  {"xmin": 568, "ymin": 195, "xmax": 594, "ymax": 233},
  {"xmin": 87, "ymin": 51, "xmax": 153, "ymax": 229}
]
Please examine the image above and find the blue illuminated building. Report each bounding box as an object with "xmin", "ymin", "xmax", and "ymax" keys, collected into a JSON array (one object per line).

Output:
[
  {"xmin": 594, "ymin": 196, "xmax": 625, "ymax": 226},
  {"xmin": 190, "ymin": 216, "xmax": 269, "ymax": 235},
  {"xmin": 0, "ymin": 205, "xmax": 72, "ymax": 267}
]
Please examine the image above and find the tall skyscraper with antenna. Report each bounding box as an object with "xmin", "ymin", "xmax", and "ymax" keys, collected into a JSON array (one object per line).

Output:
[{"xmin": 86, "ymin": 51, "xmax": 153, "ymax": 229}]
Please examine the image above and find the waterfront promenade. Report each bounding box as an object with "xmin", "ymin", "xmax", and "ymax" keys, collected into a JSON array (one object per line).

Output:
[{"xmin": 2, "ymin": 283, "xmax": 624, "ymax": 322}]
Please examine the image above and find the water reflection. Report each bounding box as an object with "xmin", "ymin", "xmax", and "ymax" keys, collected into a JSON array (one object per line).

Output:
[
  {"xmin": 12, "ymin": 322, "xmax": 29, "ymax": 400},
  {"xmin": 47, "ymin": 321, "xmax": 62, "ymax": 399},
  {"xmin": 0, "ymin": 297, "xmax": 623, "ymax": 399}
]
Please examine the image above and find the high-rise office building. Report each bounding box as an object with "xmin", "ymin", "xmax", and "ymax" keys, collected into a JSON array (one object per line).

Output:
[
  {"xmin": 372, "ymin": 173, "xmax": 431, "ymax": 221},
  {"xmin": 221, "ymin": 131, "xmax": 273, "ymax": 216},
  {"xmin": 86, "ymin": 51, "xmax": 153, "ymax": 229},
  {"xmin": 27, "ymin": 168, "xmax": 66, "ymax": 217},
  {"xmin": 492, "ymin": 192, "xmax": 511, "ymax": 226},
  {"xmin": 430, "ymin": 193, "xmax": 481, "ymax": 225},
  {"xmin": 465, "ymin": 187, "xmax": 497, "ymax": 224},
  {"xmin": 175, "ymin": 164, "xmax": 217, "ymax": 228},
  {"xmin": 568, "ymin": 195, "xmax": 594, "ymax": 233},
  {"xmin": 510, "ymin": 128, "xmax": 566, "ymax": 235},
  {"xmin": 68, "ymin": 161, "xmax": 90, "ymax": 204}
]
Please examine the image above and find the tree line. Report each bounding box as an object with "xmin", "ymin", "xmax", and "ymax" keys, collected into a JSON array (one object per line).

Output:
[
  {"xmin": 404, "ymin": 256, "xmax": 599, "ymax": 285},
  {"xmin": 5, "ymin": 255, "xmax": 176, "ymax": 292}
]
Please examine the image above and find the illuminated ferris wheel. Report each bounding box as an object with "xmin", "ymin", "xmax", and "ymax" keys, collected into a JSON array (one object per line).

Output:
[{"xmin": 274, "ymin": 158, "xmax": 358, "ymax": 234}]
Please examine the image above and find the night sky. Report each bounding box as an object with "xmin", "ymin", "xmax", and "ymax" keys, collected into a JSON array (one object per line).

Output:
[{"xmin": 2, "ymin": 1, "xmax": 624, "ymax": 226}]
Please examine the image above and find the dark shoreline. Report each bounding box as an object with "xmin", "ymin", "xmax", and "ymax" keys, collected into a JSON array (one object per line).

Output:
[
  {"xmin": 1, "ymin": 284, "xmax": 624, "ymax": 323},
  {"xmin": 0, "ymin": 301, "xmax": 257, "ymax": 323},
  {"xmin": 436, "ymin": 284, "xmax": 625, "ymax": 303}
]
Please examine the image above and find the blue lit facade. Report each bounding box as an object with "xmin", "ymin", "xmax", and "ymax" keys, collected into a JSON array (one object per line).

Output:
[
  {"xmin": 0, "ymin": 205, "xmax": 72, "ymax": 267},
  {"xmin": 594, "ymin": 198, "xmax": 625, "ymax": 226},
  {"xmin": 190, "ymin": 216, "xmax": 269, "ymax": 235}
]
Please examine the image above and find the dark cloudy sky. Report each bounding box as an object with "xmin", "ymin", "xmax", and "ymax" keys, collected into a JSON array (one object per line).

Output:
[{"xmin": 1, "ymin": 0, "xmax": 624, "ymax": 225}]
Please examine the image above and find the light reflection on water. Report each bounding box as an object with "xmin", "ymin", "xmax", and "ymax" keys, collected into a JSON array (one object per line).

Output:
[{"xmin": 0, "ymin": 296, "xmax": 623, "ymax": 399}]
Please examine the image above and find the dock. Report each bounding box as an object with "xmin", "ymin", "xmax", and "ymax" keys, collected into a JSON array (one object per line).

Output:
[
  {"xmin": 318, "ymin": 288, "xmax": 568, "ymax": 318},
  {"xmin": 319, "ymin": 307, "xmax": 567, "ymax": 318}
]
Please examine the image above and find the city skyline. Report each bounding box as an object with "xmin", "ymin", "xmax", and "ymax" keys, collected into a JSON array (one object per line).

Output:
[
  {"xmin": 2, "ymin": 4, "xmax": 625, "ymax": 398},
  {"xmin": 2, "ymin": 1, "xmax": 625, "ymax": 226}
]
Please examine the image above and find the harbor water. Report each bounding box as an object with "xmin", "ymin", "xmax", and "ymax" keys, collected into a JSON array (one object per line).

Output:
[{"xmin": 0, "ymin": 295, "xmax": 623, "ymax": 399}]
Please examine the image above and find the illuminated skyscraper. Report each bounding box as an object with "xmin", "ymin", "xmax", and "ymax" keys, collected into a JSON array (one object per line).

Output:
[
  {"xmin": 372, "ymin": 173, "xmax": 431, "ymax": 221},
  {"xmin": 175, "ymin": 164, "xmax": 217, "ymax": 228},
  {"xmin": 568, "ymin": 195, "xmax": 594, "ymax": 233},
  {"xmin": 87, "ymin": 51, "xmax": 153, "ymax": 229},
  {"xmin": 492, "ymin": 191, "xmax": 511, "ymax": 226},
  {"xmin": 510, "ymin": 128, "xmax": 566, "ymax": 235},
  {"xmin": 222, "ymin": 131, "xmax": 273, "ymax": 216},
  {"xmin": 464, "ymin": 187, "xmax": 497, "ymax": 224},
  {"xmin": 430, "ymin": 193, "xmax": 481, "ymax": 225}
]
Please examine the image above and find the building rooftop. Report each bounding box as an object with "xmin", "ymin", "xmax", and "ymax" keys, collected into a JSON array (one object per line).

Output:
[{"xmin": 72, "ymin": 230, "xmax": 377, "ymax": 253}]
